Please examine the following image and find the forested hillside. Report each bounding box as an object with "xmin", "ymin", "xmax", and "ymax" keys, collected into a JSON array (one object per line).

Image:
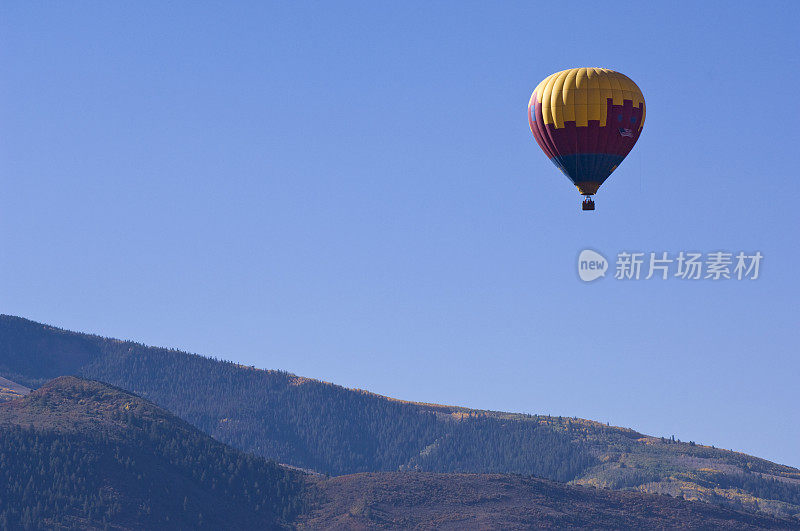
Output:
[
  {"xmin": 2, "ymin": 376, "xmax": 793, "ymax": 530},
  {"xmin": 82, "ymin": 344, "xmax": 595, "ymax": 481},
  {"xmin": 2, "ymin": 314, "xmax": 799, "ymax": 521},
  {"xmin": 0, "ymin": 376, "xmax": 304, "ymax": 529}
]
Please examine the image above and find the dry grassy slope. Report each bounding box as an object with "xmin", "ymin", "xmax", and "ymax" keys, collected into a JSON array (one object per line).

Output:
[
  {"xmin": 0, "ymin": 375, "xmax": 30, "ymax": 403},
  {"xmin": 402, "ymin": 401, "xmax": 800, "ymax": 519},
  {"xmin": 0, "ymin": 376, "xmax": 184, "ymax": 435},
  {"xmin": 298, "ymin": 472, "xmax": 794, "ymax": 530},
  {"xmin": 570, "ymin": 433, "xmax": 800, "ymax": 518}
]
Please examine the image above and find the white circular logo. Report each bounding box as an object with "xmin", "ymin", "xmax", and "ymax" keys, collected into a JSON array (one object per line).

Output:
[{"xmin": 578, "ymin": 250, "xmax": 608, "ymax": 282}]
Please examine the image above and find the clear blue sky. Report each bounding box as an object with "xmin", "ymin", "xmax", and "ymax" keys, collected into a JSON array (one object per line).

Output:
[{"xmin": 2, "ymin": 2, "xmax": 798, "ymax": 467}]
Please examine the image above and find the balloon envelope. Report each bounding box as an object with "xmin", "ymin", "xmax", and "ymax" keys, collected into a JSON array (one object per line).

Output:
[{"xmin": 528, "ymin": 68, "xmax": 645, "ymax": 195}]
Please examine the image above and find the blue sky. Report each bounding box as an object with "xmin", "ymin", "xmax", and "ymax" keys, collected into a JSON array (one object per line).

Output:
[{"xmin": 2, "ymin": 2, "xmax": 799, "ymax": 467}]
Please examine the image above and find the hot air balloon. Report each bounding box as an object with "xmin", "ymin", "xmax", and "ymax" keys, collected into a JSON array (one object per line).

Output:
[{"xmin": 528, "ymin": 68, "xmax": 645, "ymax": 210}]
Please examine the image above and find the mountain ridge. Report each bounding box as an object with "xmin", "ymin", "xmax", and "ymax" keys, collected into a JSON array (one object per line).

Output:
[
  {"xmin": 2, "ymin": 375, "xmax": 795, "ymax": 530},
  {"xmin": 1, "ymin": 314, "xmax": 799, "ymax": 521}
]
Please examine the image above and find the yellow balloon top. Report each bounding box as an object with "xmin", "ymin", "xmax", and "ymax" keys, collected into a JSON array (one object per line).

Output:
[{"xmin": 529, "ymin": 67, "xmax": 645, "ymax": 130}]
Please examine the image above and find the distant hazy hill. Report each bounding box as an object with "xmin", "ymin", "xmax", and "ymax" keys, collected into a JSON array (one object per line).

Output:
[
  {"xmin": 1, "ymin": 314, "xmax": 799, "ymax": 521},
  {"xmin": 0, "ymin": 376, "xmax": 304, "ymax": 529}
]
